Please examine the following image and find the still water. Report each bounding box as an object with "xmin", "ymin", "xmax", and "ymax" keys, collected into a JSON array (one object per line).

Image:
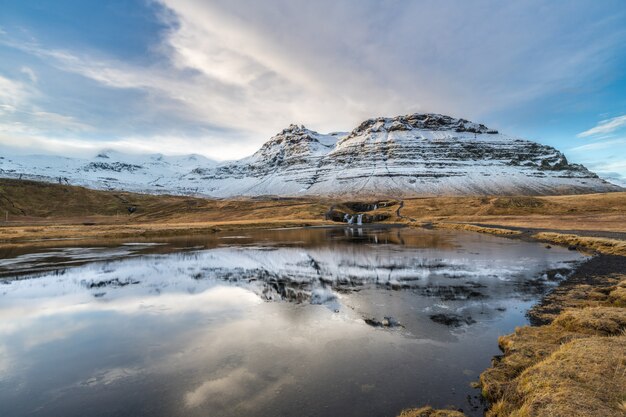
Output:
[{"xmin": 0, "ymin": 226, "xmax": 586, "ymax": 417}]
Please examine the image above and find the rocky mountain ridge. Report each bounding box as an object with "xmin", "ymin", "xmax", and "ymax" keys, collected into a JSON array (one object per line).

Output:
[{"xmin": 0, "ymin": 113, "xmax": 621, "ymax": 196}]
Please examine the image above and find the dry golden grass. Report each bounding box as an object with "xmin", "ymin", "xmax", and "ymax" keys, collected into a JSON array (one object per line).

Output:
[
  {"xmin": 481, "ymin": 305, "xmax": 626, "ymax": 417},
  {"xmin": 533, "ymin": 232, "xmax": 626, "ymax": 256},
  {"xmin": 530, "ymin": 277, "xmax": 625, "ymax": 325},
  {"xmin": 398, "ymin": 406, "xmax": 465, "ymax": 417},
  {"xmin": 459, "ymin": 214, "xmax": 626, "ymax": 233},
  {"xmin": 1, "ymin": 179, "xmax": 625, "ymax": 246},
  {"xmin": 0, "ymin": 179, "xmax": 337, "ymax": 244},
  {"xmin": 434, "ymin": 222, "xmax": 522, "ymax": 236},
  {"xmin": 609, "ymin": 281, "xmax": 626, "ymax": 307},
  {"xmin": 0, "ymin": 178, "xmax": 330, "ymax": 223},
  {"xmin": 399, "ymin": 194, "xmax": 626, "ymax": 233},
  {"xmin": 0, "ymin": 219, "xmax": 334, "ymax": 246},
  {"xmin": 401, "ymin": 193, "xmax": 626, "ymax": 219},
  {"xmin": 499, "ymin": 336, "xmax": 626, "ymax": 417}
]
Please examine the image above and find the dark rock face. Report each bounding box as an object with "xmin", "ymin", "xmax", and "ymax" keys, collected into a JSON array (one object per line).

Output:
[
  {"xmin": 343, "ymin": 201, "xmax": 396, "ymax": 212},
  {"xmin": 325, "ymin": 209, "xmax": 390, "ymax": 224},
  {"xmin": 429, "ymin": 313, "xmax": 476, "ymax": 327},
  {"xmin": 83, "ymin": 162, "xmax": 143, "ymax": 173},
  {"xmin": 326, "ymin": 200, "xmax": 394, "ymax": 224},
  {"xmin": 347, "ymin": 113, "xmax": 497, "ymax": 138},
  {"xmin": 364, "ymin": 316, "xmax": 403, "ymax": 328}
]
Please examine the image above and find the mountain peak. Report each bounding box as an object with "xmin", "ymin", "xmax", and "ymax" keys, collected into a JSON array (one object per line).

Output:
[
  {"xmin": 347, "ymin": 113, "xmax": 498, "ymax": 139},
  {"xmin": 281, "ymin": 124, "xmax": 308, "ymax": 135}
]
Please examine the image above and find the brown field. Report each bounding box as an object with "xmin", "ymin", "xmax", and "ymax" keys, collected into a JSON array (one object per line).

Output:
[
  {"xmin": 1, "ymin": 179, "xmax": 624, "ymax": 246},
  {"xmin": 399, "ymin": 194, "xmax": 626, "ymax": 233},
  {"xmin": 0, "ymin": 178, "xmax": 333, "ymax": 244}
]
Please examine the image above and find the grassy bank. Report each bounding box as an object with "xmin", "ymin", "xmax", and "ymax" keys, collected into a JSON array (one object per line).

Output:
[
  {"xmin": 433, "ymin": 222, "xmax": 523, "ymax": 236},
  {"xmin": 397, "ymin": 217, "xmax": 625, "ymax": 416},
  {"xmin": 399, "ymin": 407, "xmax": 465, "ymax": 417},
  {"xmin": 533, "ymin": 232, "xmax": 626, "ymax": 257},
  {"xmin": 397, "ymin": 256, "xmax": 626, "ymax": 417}
]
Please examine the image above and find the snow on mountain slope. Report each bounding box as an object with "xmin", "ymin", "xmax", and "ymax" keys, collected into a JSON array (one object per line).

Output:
[
  {"xmin": 0, "ymin": 149, "xmax": 216, "ymax": 194},
  {"xmin": 0, "ymin": 113, "xmax": 621, "ymax": 197}
]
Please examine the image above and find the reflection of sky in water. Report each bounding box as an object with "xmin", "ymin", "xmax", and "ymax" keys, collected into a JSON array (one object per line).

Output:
[{"xmin": 0, "ymin": 228, "xmax": 586, "ymax": 417}]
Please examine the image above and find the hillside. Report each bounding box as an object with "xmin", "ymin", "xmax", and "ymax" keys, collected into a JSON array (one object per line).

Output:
[{"xmin": 0, "ymin": 178, "xmax": 328, "ymax": 224}]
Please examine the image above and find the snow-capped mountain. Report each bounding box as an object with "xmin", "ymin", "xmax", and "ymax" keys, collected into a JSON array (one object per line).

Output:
[
  {"xmin": 0, "ymin": 113, "xmax": 621, "ymax": 196},
  {"xmin": 0, "ymin": 149, "xmax": 216, "ymax": 193}
]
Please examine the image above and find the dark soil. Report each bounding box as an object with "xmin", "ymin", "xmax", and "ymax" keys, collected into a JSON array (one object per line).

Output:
[{"xmin": 528, "ymin": 254, "xmax": 626, "ymax": 325}]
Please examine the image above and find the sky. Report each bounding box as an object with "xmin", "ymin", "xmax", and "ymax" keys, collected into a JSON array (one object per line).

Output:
[{"xmin": 0, "ymin": 0, "xmax": 625, "ymax": 184}]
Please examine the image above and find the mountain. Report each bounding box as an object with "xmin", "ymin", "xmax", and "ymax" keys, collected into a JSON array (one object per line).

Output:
[
  {"xmin": 0, "ymin": 150, "xmax": 216, "ymax": 194},
  {"xmin": 0, "ymin": 113, "xmax": 621, "ymax": 197}
]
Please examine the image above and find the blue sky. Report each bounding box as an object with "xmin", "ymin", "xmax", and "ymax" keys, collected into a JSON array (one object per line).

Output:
[{"xmin": 0, "ymin": 0, "xmax": 625, "ymax": 184}]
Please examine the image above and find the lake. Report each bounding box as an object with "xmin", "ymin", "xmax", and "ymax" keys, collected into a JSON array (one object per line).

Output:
[{"xmin": 0, "ymin": 226, "xmax": 586, "ymax": 417}]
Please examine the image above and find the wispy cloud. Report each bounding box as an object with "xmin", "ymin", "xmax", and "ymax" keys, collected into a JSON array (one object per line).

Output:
[
  {"xmin": 1, "ymin": 1, "xmax": 626, "ymax": 162},
  {"xmin": 6, "ymin": 2, "xmax": 626, "ymax": 134},
  {"xmin": 19, "ymin": 66, "xmax": 37, "ymax": 83},
  {"xmin": 0, "ymin": 73, "xmax": 93, "ymax": 140},
  {"xmin": 577, "ymin": 114, "xmax": 626, "ymax": 137},
  {"xmin": 569, "ymin": 137, "xmax": 626, "ymax": 152}
]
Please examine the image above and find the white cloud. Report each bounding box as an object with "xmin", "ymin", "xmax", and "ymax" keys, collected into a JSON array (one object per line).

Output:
[
  {"xmin": 0, "ymin": 75, "xmax": 31, "ymax": 107},
  {"xmin": 184, "ymin": 368, "xmax": 258, "ymax": 408},
  {"xmin": 577, "ymin": 114, "xmax": 626, "ymax": 138},
  {"xmin": 20, "ymin": 66, "xmax": 37, "ymax": 83},
  {"xmin": 8, "ymin": 2, "xmax": 624, "ymax": 139},
  {"xmin": 184, "ymin": 367, "xmax": 295, "ymax": 409},
  {"xmin": 1, "ymin": 1, "xmax": 625, "ymax": 160},
  {"xmin": 0, "ymin": 130, "xmax": 256, "ymax": 160},
  {"xmin": 0, "ymin": 72, "xmax": 92, "ymax": 140}
]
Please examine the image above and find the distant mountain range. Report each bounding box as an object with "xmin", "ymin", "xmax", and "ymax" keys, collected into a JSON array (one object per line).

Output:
[{"xmin": 0, "ymin": 113, "xmax": 621, "ymax": 197}]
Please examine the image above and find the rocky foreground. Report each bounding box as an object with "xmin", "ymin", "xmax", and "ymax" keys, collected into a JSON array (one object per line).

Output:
[{"xmin": 1, "ymin": 113, "xmax": 621, "ymax": 197}]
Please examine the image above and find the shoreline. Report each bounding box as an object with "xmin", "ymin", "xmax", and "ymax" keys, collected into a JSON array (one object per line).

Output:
[
  {"xmin": 477, "ymin": 252, "xmax": 626, "ymax": 417},
  {"xmin": 400, "ymin": 224, "xmax": 626, "ymax": 417},
  {"xmin": 3, "ymin": 220, "xmax": 623, "ymax": 416}
]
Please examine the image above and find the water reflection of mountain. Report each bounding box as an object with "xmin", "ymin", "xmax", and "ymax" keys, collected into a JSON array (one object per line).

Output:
[
  {"xmin": 2, "ymin": 231, "xmax": 583, "ymax": 313},
  {"xmin": 0, "ymin": 227, "xmax": 589, "ymax": 417}
]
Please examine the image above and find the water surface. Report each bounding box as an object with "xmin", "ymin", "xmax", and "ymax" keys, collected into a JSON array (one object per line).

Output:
[{"xmin": 0, "ymin": 226, "xmax": 586, "ymax": 416}]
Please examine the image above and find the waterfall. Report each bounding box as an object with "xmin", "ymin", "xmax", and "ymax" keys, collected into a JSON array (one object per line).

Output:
[{"xmin": 343, "ymin": 213, "xmax": 362, "ymax": 225}]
